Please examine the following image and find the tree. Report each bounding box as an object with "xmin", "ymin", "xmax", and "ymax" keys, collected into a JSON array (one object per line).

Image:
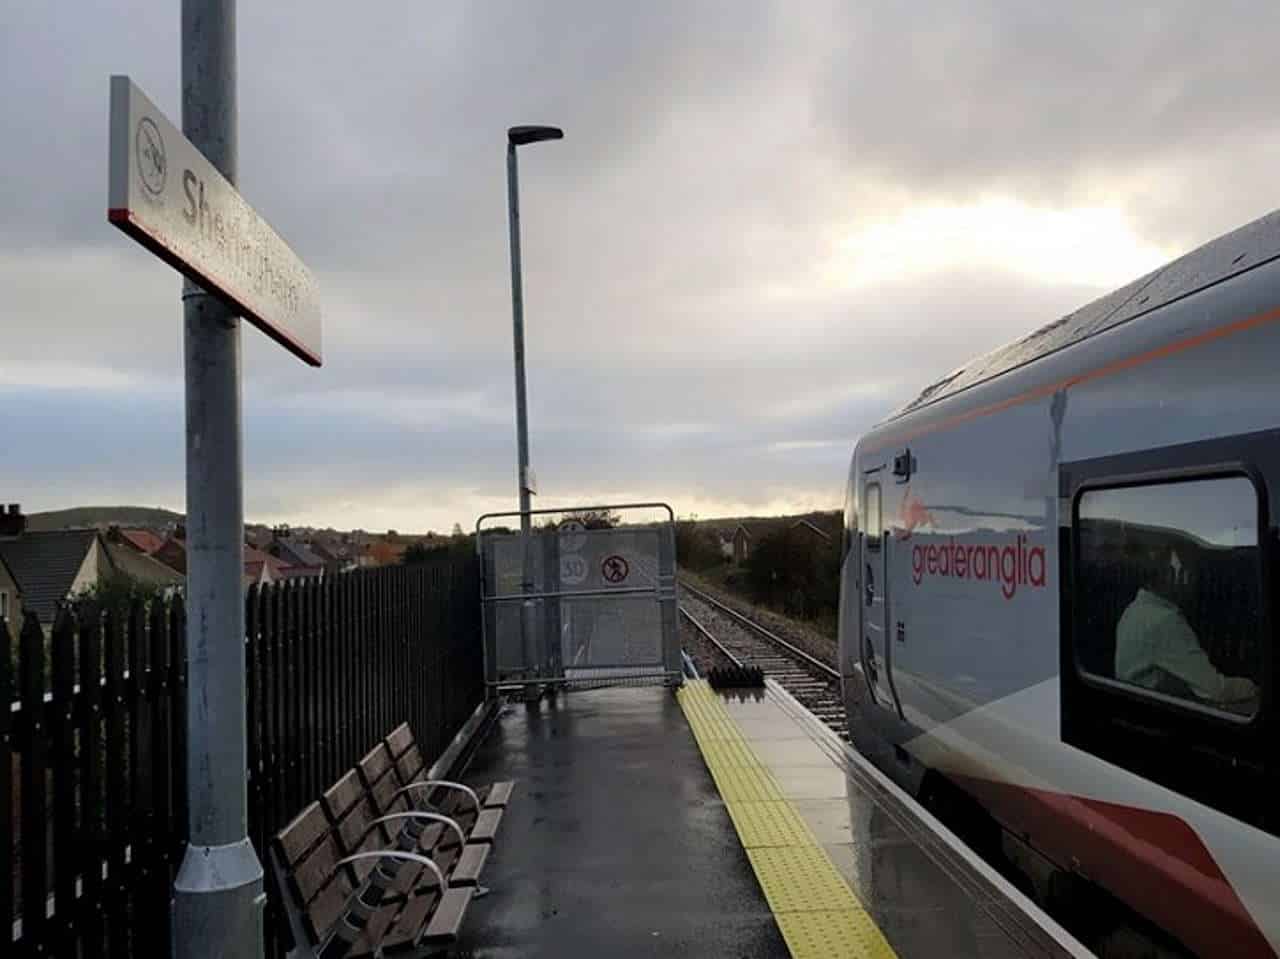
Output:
[
  {"xmin": 560, "ymin": 509, "xmax": 619, "ymax": 530},
  {"xmin": 402, "ymin": 542, "xmax": 436, "ymax": 565},
  {"xmin": 675, "ymin": 515, "xmax": 725, "ymax": 571},
  {"xmin": 77, "ymin": 569, "xmax": 170, "ymax": 613},
  {"xmin": 744, "ymin": 527, "xmax": 839, "ymax": 621}
]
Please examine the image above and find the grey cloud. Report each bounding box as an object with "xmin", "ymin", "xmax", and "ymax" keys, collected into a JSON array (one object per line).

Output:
[{"xmin": 4, "ymin": 1, "xmax": 1265, "ymax": 530}]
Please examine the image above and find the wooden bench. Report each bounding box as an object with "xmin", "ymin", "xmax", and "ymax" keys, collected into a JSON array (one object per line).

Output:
[
  {"xmin": 359, "ymin": 724, "xmax": 512, "ymax": 853},
  {"xmin": 271, "ymin": 725, "xmax": 514, "ymax": 957},
  {"xmin": 271, "ymin": 799, "xmax": 473, "ymax": 958}
]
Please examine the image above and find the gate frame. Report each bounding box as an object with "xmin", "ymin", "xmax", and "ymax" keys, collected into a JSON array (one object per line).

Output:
[{"xmin": 475, "ymin": 502, "xmax": 681, "ymax": 696}]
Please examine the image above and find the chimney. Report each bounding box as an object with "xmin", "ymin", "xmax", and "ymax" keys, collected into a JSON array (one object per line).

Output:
[{"xmin": 0, "ymin": 504, "xmax": 26, "ymax": 538}]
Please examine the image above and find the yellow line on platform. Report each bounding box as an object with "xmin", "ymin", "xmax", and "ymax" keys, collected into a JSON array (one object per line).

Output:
[{"xmin": 677, "ymin": 680, "xmax": 898, "ymax": 959}]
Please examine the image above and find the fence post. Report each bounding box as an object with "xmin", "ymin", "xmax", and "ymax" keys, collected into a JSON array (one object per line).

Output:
[
  {"xmin": 149, "ymin": 599, "xmax": 175, "ymax": 954},
  {"xmin": 103, "ymin": 607, "xmax": 128, "ymax": 955},
  {"xmin": 127, "ymin": 598, "xmax": 155, "ymax": 953},
  {"xmin": 0, "ymin": 615, "xmax": 12, "ymax": 953},
  {"xmin": 52, "ymin": 608, "xmax": 80, "ymax": 954},
  {"xmin": 19, "ymin": 611, "xmax": 49, "ymax": 951}
]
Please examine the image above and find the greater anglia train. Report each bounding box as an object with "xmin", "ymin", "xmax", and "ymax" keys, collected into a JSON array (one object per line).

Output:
[{"xmin": 840, "ymin": 210, "xmax": 1280, "ymax": 958}]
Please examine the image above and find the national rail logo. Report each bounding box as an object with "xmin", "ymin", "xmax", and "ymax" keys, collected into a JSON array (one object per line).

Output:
[{"xmin": 135, "ymin": 115, "xmax": 166, "ymax": 197}]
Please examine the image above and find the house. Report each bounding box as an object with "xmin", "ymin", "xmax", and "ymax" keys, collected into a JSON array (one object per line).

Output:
[
  {"xmin": 151, "ymin": 534, "xmax": 189, "ymax": 575},
  {"xmin": 109, "ymin": 526, "xmax": 166, "ymax": 555},
  {"xmin": 0, "ymin": 545, "xmax": 21, "ymax": 638},
  {"xmin": 308, "ymin": 538, "xmax": 358, "ymax": 575},
  {"xmin": 363, "ymin": 539, "xmax": 407, "ymax": 567},
  {"xmin": 243, "ymin": 544, "xmax": 286, "ymax": 589},
  {"xmin": 267, "ymin": 533, "xmax": 326, "ymax": 580},
  {"xmin": 0, "ymin": 505, "xmax": 116, "ymax": 626},
  {"xmin": 150, "ymin": 529, "xmax": 292, "ymax": 588},
  {"xmin": 731, "ymin": 524, "xmax": 752, "ymax": 565},
  {"xmin": 789, "ymin": 518, "xmax": 833, "ymax": 544},
  {"xmin": 105, "ymin": 540, "xmax": 185, "ymax": 591}
]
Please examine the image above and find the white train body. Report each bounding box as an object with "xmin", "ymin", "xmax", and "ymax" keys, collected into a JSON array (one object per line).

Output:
[{"xmin": 839, "ymin": 211, "xmax": 1280, "ymax": 957}]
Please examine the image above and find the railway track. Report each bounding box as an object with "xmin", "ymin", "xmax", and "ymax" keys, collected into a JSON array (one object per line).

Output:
[{"xmin": 678, "ymin": 581, "xmax": 848, "ymax": 739}]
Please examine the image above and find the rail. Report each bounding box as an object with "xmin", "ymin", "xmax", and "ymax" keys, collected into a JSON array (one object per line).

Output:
[{"xmin": 678, "ymin": 581, "xmax": 839, "ymax": 680}]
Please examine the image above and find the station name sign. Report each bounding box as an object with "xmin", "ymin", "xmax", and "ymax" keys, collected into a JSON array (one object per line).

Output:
[{"xmin": 108, "ymin": 76, "xmax": 322, "ymax": 366}]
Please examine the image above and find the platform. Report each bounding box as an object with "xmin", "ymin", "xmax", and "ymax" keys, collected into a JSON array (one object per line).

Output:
[{"xmin": 453, "ymin": 682, "xmax": 1089, "ymax": 958}]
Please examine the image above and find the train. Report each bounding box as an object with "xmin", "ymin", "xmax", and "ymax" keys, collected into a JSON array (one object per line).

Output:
[{"xmin": 838, "ymin": 209, "xmax": 1280, "ymax": 958}]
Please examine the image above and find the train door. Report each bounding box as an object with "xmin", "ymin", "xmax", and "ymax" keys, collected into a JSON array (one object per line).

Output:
[{"xmin": 861, "ymin": 474, "xmax": 900, "ymax": 716}]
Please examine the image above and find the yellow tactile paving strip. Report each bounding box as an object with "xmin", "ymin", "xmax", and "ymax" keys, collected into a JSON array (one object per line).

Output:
[{"xmin": 678, "ymin": 680, "xmax": 898, "ymax": 959}]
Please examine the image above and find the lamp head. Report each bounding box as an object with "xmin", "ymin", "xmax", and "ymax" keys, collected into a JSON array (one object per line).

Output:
[{"xmin": 508, "ymin": 125, "xmax": 564, "ymax": 146}]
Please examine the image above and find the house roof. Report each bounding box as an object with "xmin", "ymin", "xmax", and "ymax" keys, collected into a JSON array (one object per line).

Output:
[
  {"xmin": 151, "ymin": 537, "xmax": 188, "ymax": 575},
  {"xmin": 789, "ymin": 519, "xmax": 833, "ymax": 542},
  {"xmin": 116, "ymin": 528, "xmax": 165, "ymax": 554},
  {"xmin": 0, "ymin": 529, "xmax": 107, "ymax": 623},
  {"xmin": 105, "ymin": 542, "xmax": 185, "ymax": 588},
  {"xmin": 271, "ymin": 538, "xmax": 326, "ymax": 569},
  {"xmin": 366, "ymin": 540, "xmax": 407, "ymax": 566}
]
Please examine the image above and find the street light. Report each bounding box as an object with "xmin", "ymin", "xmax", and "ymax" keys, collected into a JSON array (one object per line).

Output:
[
  {"xmin": 506, "ymin": 124, "xmax": 562, "ymax": 698},
  {"xmin": 506, "ymin": 124, "xmax": 563, "ymax": 536}
]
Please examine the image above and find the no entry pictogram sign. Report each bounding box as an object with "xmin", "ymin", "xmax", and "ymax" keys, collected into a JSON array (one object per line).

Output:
[{"xmin": 601, "ymin": 555, "xmax": 630, "ymax": 584}]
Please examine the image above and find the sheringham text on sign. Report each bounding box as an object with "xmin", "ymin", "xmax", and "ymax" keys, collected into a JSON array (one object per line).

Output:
[{"xmin": 108, "ymin": 75, "xmax": 322, "ymax": 365}]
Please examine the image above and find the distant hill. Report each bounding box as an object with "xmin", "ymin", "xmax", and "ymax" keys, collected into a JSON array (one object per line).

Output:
[{"xmin": 26, "ymin": 506, "xmax": 184, "ymax": 532}]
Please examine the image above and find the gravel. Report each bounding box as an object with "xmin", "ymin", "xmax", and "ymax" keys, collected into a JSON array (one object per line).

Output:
[{"xmin": 679, "ymin": 615, "xmax": 736, "ymax": 676}]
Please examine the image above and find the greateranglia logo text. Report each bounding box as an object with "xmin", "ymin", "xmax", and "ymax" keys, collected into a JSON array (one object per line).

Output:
[{"xmin": 910, "ymin": 534, "xmax": 1046, "ymax": 600}]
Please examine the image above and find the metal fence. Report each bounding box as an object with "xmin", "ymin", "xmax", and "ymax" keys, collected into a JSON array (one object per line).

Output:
[
  {"xmin": 478, "ymin": 504, "xmax": 681, "ymax": 689},
  {"xmin": 2, "ymin": 554, "xmax": 483, "ymax": 958}
]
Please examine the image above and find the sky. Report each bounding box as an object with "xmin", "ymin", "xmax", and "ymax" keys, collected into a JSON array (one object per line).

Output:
[{"xmin": 3, "ymin": 1, "xmax": 1279, "ymax": 534}]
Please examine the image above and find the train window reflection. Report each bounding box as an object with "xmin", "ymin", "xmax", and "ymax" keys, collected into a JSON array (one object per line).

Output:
[{"xmin": 1076, "ymin": 475, "xmax": 1262, "ymax": 719}]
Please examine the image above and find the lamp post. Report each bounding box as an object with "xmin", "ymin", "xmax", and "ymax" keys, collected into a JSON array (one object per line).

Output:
[
  {"xmin": 506, "ymin": 124, "xmax": 563, "ymax": 696},
  {"xmin": 506, "ymin": 125, "xmax": 563, "ymax": 535}
]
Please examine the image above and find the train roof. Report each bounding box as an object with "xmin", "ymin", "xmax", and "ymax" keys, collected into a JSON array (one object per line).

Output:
[{"xmin": 892, "ymin": 207, "xmax": 1280, "ymax": 421}]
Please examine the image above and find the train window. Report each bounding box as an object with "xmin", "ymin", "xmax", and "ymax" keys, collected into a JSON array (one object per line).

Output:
[
  {"xmin": 1075, "ymin": 475, "xmax": 1262, "ymax": 719},
  {"xmin": 865, "ymin": 483, "xmax": 882, "ymax": 551}
]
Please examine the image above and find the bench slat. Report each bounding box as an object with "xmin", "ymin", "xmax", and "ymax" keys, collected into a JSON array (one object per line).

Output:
[
  {"xmin": 394, "ymin": 744, "xmax": 426, "ymax": 785},
  {"xmin": 293, "ymin": 834, "xmax": 346, "ymax": 905},
  {"xmin": 276, "ymin": 801, "xmax": 330, "ymax": 867},
  {"xmin": 358, "ymin": 743, "xmax": 394, "ymax": 787},
  {"xmin": 451, "ymin": 843, "xmax": 490, "ymax": 887},
  {"xmin": 323, "ymin": 769, "xmax": 366, "ymax": 820},
  {"xmin": 420, "ymin": 887, "xmax": 474, "ymax": 945},
  {"xmin": 378, "ymin": 888, "xmax": 438, "ymax": 952},
  {"xmin": 483, "ymin": 781, "xmax": 514, "ymax": 808},
  {"xmin": 470, "ymin": 807, "xmax": 503, "ymax": 844},
  {"xmin": 385, "ymin": 722, "xmax": 414, "ymax": 759}
]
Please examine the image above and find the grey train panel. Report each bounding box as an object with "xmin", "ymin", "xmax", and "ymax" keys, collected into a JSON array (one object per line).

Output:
[{"xmin": 839, "ymin": 212, "xmax": 1280, "ymax": 958}]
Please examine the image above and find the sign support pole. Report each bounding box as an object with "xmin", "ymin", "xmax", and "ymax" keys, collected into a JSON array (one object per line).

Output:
[{"xmin": 172, "ymin": 1, "xmax": 266, "ymax": 956}]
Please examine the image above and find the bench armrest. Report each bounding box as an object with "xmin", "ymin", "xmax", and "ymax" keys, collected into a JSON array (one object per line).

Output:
[
  {"xmin": 335, "ymin": 849, "xmax": 446, "ymax": 893},
  {"xmin": 370, "ymin": 811, "xmax": 466, "ymax": 851},
  {"xmin": 393, "ymin": 780, "xmax": 481, "ymax": 818}
]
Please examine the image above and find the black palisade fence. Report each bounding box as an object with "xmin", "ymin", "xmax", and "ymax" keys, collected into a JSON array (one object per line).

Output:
[{"xmin": 3, "ymin": 552, "xmax": 484, "ymax": 958}]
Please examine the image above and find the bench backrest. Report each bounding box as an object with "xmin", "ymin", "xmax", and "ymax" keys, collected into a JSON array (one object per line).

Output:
[
  {"xmin": 387, "ymin": 722, "xmax": 429, "ymax": 785},
  {"xmin": 272, "ymin": 801, "xmax": 356, "ymax": 949},
  {"xmin": 322, "ymin": 768, "xmax": 393, "ymax": 873}
]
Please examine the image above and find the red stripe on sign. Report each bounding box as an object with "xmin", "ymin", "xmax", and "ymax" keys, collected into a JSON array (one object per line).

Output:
[
  {"xmin": 951, "ymin": 774, "xmax": 1275, "ymax": 958},
  {"xmin": 106, "ymin": 207, "xmax": 322, "ymax": 367}
]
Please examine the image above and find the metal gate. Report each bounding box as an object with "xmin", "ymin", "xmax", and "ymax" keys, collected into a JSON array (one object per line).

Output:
[{"xmin": 477, "ymin": 503, "xmax": 681, "ymax": 691}]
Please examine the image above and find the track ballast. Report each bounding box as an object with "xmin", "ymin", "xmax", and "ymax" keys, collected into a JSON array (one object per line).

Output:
[{"xmin": 678, "ymin": 581, "xmax": 848, "ymax": 739}]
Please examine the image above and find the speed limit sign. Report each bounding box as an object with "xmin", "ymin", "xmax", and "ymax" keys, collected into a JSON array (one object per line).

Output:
[{"xmin": 560, "ymin": 553, "xmax": 589, "ymax": 585}]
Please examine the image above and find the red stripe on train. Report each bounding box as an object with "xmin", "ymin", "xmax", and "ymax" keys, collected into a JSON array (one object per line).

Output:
[{"xmin": 952, "ymin": 775, "xmax": 1275, "ymax": 958}]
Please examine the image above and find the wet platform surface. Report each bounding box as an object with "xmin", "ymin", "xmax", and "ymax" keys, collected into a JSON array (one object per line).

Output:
[
  {"xmin": 453, "ymin": 683, "xmax": 1085, "ymax": 958},
  {"xmin": 454, "ymin": 685, "xmax": 787, "ymax": 957},
  {"xmin": 710, "ymin": 684, "xmax": 1083, "ymax": 959}
]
